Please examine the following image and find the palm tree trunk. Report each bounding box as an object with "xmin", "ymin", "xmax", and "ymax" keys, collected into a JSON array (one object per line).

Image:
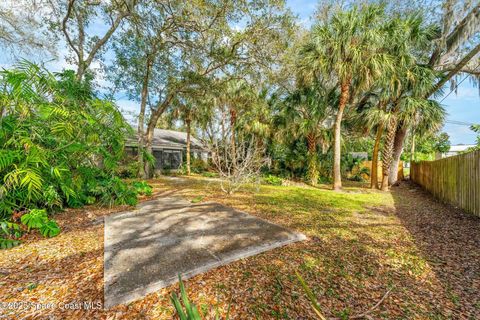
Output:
[
  {"xmin": 186, "ymin": 116, "xmax": 191, "ymax": 176},
  {"xmin": 333, "ymin": 78, "xmax": 350, "ymax": 191},
  {"xmin": 389, "ymin": 125, "xmax": 407, "ymax": 185},
  {"xmin": 306, "ymin": 133, "xmax": 318, "ymax": 186},
  {"xmin": 370, "ymin": 123, "xmax": 384, "ymax": 189},
  {"xmin": 381, "ymin": 116, "xmax": 397, "ymax": 191}
]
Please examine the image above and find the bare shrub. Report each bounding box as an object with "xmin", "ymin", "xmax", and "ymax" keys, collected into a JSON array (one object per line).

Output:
[{"xmin": 203, "ymin": 108, "xmax": 266, "ymax": 195}]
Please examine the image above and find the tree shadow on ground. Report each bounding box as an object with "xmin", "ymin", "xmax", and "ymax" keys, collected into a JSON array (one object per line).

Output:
[{"xmin": 391, "ymin": 181, "xmax": 480, "ymax": 319}]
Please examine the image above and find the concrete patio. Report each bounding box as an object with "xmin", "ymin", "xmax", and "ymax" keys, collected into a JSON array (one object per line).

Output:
[{"xmin": 104, "ymin": 195, "xmax": 306, "ymax": 307}]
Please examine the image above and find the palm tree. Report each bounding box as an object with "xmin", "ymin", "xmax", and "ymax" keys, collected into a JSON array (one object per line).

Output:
[
  {"xmin": 299, "ymin": 4, "xmax": 391, "ymax": 190},
  {"xmin": 391, "ymin": 97, "xmax": 446, "ymax": 180},
  {"xmin": 168, "ymin": 95, "xmax": 212, "ymax": 175},
  {"xmin": 356, "ymin": 98, "xmax": 390, "ymax": 189},
  {"xmin": 218, "ymin": 80, "xmax": 255, "ymax": 171},
  {"xmin": 380, "ymin": 65, "xmax": 444, "ymax": 190},
  {"xmin": 277, "ymin": 84, "xmax": 333, "ymax": 185},
  {"xmin": 358, "ymin": 13, "xmax": 438, "ymax": 190}
]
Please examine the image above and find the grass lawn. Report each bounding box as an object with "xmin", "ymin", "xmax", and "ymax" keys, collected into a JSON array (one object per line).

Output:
[{"xmin": 1, "ymin": 176, "xmax": 479, "ymax": 319}]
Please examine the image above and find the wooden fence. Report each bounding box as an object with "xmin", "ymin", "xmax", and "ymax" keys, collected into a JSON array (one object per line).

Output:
[{"xmin": 411, "ymin": 150, "xmax": 480, "ymax": 217}]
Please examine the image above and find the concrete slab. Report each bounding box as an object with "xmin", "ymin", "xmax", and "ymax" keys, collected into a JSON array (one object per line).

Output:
[{"xmin": 104, "ymin": 196, "xmax": 306, "ymax": 308}]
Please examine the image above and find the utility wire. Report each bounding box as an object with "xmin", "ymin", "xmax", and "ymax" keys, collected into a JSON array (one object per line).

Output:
[
  {"xmin": 439, "ymin": 62, "xmax": 480, "ymax": 103},
  {"xmin": 445, "ymin": 120, "xmax": 476, "ymax": 126}
]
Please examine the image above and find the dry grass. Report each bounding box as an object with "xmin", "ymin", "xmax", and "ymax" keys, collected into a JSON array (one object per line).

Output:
[{"xmin": 1, "ymin": 176, "xmax": 479, "ymax": 319}]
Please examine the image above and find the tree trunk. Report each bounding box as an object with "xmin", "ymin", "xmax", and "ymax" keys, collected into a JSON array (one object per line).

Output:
[
  {"xmin": 76, "ymin": 64, "xmax": 85, "ymax": 81},
  {"xmin": 381, "ymin": 116, "xmax": 397, "ymax": 191},
  {"xmin": 370, "ymin": 123, "xmax": 384, "ymax": 189},
  {"xmin": 332, "ymin": 78, "xmax": 350, "ymax": 191},
  {"xmin": 306, "ymin": 132, "xmax": 318, "ymax": 186},
  {"xmin": 143, "ymin": 94, "xmax": 175, "ymax": 177},
  {"xmin": 186, "ymin": 115, "xmax": 191, "ymax": 176},
  {"xmin": 389, "ymin": 125, "xmax": 407, "ymax": 185},
  {"xmin": 137, "ymin": 57, "xmax": 152, "ymax": 179},
  {"xmin": 144, "ymin": 128, "xmax": 154, "ymax": 178},
  {"xmin": 230, "ymin": 108, "xmax": 237, "ymax": 172}
]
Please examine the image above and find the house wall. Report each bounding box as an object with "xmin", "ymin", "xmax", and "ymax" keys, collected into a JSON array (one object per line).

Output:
[
  {"xmin": 154, "ymin": 149, "xmax": 182, "ymax": 171},
  {"xmin": 125, "ymin": 146, "xmax": 208, "ymax": 172}
]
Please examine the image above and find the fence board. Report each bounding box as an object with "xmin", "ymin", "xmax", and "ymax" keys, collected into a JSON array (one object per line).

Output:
[{"xmin": 411, "ymin": 150, "xmax": 480, "ymax": 217}]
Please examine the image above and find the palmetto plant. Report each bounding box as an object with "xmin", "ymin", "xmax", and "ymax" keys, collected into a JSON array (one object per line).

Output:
[{"xmin": 299, "ymin": 4, "xmax": 392, "ymax": 191}]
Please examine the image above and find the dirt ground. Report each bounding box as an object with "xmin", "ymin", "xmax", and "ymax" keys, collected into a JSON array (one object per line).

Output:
[{"xmin": 1, "ymin": 178, "xmax": 479, "ymax": 319}]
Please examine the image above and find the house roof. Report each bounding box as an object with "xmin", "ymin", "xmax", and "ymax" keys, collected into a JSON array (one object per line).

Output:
[
  {"xmin": 126, "ymin": 128, "xmax": 206, "ymax": 150},
  {"xmin": 448, "ymin": 144, "xmax": 476, "ymax": 152}
]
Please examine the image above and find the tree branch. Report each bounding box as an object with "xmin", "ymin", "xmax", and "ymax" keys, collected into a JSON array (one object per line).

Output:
[
  {"xmin": 429, "ymin": 3, "xmax": 480, "ymax": 67},
  {"xmin": 428, "ymin": 42, "xmax": 480, "ymax": 98},
  {"xmin": 61, "ymin": 0, "xmax": 81, "ymax": 59}
]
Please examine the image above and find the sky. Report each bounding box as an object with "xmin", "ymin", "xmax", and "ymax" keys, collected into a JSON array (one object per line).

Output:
[{"xmin": 1, "ymin": 0, "xmax": 478, "ymax": 145}]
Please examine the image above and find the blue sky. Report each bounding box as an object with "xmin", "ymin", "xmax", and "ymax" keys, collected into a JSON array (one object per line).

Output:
[{"xmin": 1, "ymin": 0, "xmax": 478, "ymax": 145}]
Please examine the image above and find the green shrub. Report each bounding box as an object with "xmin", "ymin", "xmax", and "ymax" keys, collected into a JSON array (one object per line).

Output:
[
  {"xmin": 132, "ymin": 181, "xmax": 153, "ymax": 196},
  {"xmin": 349, "ymin": 166, "xmax": 370, "ymax": 182},
  {"xmin": 21, "ymin": 209, "xmax": 48, "ymax": 231},
  {"xmin": 0, "ymin": 62, "xmax": 131, "ymax": 216},
  {"xmin": 201, "ymin": 171, "xmax": 219, "ymax": 178},
  {"xmin": 191, "ymin": 158, "xmax": 209, "ymax": 173},
  {"xmin": 117, "ymin": 156, "xmax": 140, "ymax": 179},
  {"xmin": 89, "ymin": 177, "xmax": 138, "ymax": 207},
  {"xmin": 0, "ymin": 62, "xmax": 137, "ymax": 246},
  {"xmin": 20, "ymin": 209, "xmax": 61, "ymax": 238},
  {"xmin": 39, "ymin": 220, "xmax": 61, "ymax": 238},
  {"xmin": 262, "ymin": 174, "xmax": 283, "ymax": 186},
  {"xmin": 0, "ymin": 238, "xmax": 21, "ymax": 249}
]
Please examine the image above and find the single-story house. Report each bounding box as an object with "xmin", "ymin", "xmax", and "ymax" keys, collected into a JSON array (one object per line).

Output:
[
  {"xmin": 350, "ymin": 152, "xmax": 368, "ymax": 160},
  {"xmin": 125, "ymin": 128, "xmax": 208, "ymax": 171},
  {"xmin": 436, "ymin": 144, "xmax": 477, "ymax": 159}
]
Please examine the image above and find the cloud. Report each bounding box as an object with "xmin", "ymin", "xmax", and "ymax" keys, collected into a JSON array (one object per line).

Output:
[{"xmin": 116, "ymin": 99, "xmax": 139, "ymax": 123}]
